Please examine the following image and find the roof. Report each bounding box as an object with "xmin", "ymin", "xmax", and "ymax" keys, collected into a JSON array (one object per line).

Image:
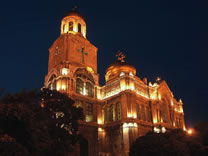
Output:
[{"xmin": 63, "ymin": 10, "xmax": 85, "ymax": 22}]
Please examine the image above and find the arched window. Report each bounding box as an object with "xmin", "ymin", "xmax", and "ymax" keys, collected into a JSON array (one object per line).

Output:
[
  {"xmin": 176, "ymin": 117, "xmax": 180, "ymax": 128},
  {"xmin": 137, "ymin": 104, "xmax": 141, "ymax": 120},
  {"xmin": 86, "ymin": 82, "xmax": 93, "ymax": 97},
  {"xmin": 141, "ymin": 105, "xmax": 146, "ymax": 121},
  {"xmin": 104, "ymin": 107, "xmax": 109, "ymax": 123},
  {"xmin": 116, "ymin": 102, "xmax": 121, "ymax": 120},
  {"xmin": 69, "ymin": 22, "xmax": 73, "ymax": 31},
  {"xmin": 169, "ymin": 106, "xmax": 174, "ymax": 126},
  {"xmin": 162, "ymin": 101, "xmax": 168, "ymax": 123},
  {"xmin": 146, "ymin": 107, "xmax": 151, "ymax": 122},
  {"xmin": 110, "ymin": 104, "xmax": 115, "ymax": 121},
  {"xmin": 48, "ymin": 74, "xmax": 56, "ymax": 90},
  {"xmin": 85, "ymin": 103, "xmax": 93, "ymax": 122},
  {"xmin": 76, "ymin": 78, "xmax": 83, "ymax": 94},
  {"xmin": 156, "ymin": 108, "xmax": 162, "ymax": 123},
  {"xmin": 78, "ymin": 23, "xmax": 81, "ymax": 33}
]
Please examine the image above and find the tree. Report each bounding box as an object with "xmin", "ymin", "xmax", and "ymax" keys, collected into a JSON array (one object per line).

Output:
[
  {"xmin": 0, "ymin": 133, "xmax": 29, "ymax": 156},
  {"xmin": 129, "ymin": 129, "xmax": 204, "ymax": 156},
  {"xmin": 194, "ymin": 122, "xmax": 208, "ymax": 146},
  {"xmin": 0, "ymin": 88, "xmax": 83, "ymax": 156},
  {"xmin": 40, "ymin": 88, "xmax": 83, "ymax": 155}
]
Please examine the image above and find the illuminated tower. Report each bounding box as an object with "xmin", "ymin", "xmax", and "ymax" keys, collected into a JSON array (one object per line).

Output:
[
  {"xmin": 44, "ymin": 7, "xmax": 100, "ymax": 156},
  {"xmin": 45, "ymin": 7, "xmax": 99, "ymax": 97}
]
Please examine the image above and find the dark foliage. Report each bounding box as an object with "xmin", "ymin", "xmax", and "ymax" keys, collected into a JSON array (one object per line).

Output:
[
  {"xmin": 194, "ymin": 122, "xmax": 208, "ymax": 146},
  {"xmin": 130, "ymin": 128, "xmax": 208, "ymax": 156},
  {"xmin": 0, "ymin": 88, "xmax": 83, "ymax": 156}
]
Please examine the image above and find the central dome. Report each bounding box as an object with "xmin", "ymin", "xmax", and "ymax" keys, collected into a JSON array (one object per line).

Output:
[
  {"xmin": 106, "ymin": 61, "xmax": 136, "ymax": 73},
  {"xmin": 105, "ymin": 52, "xmax": 136, "ymax": 82}
]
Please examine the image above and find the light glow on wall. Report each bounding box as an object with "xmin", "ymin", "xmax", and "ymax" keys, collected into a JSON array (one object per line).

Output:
[
  {"xmin": 129, "ymin": 72, "xmax": 134, "ymax": 77},
  {"xmin": 123, "ymin": 122, "xmax": 138, "ymax": 128},
  {"xmin": 61, "ymin": 68, "xmax": 69, "ymax": 75},
  {"xmin": 61, "ymin": 85, "xmax": 66, "ymax": 90},
  {"xmin": 98, "ymin": 127, "xmax": 104, "ymax": 132},
  {"xmin": 161, "ymin": 127, "xmax": 166, "ymax": 133},
  {"xmin": 120, "ymin": 80, "xmax": 126, "ymax": 91},
  {"xmin": 171, "ymin": 100, "xmax": 174, "ymax": 106},
  {"xmin": 158, "ymin": 94, "xmax": 161, "ymax": 100},
  {"xmin": 175, "ymin": 108, "xmax": 183, "ymax": 113},
  {"xmin": 56, "ymin": 84, "xmax": 60, "ymax": 91},
  {"xmin": 97, "ymin": 118, "xmax": 103, "ymax": 125},
  {"xmin": 127, "ymin": 112, "xmax": 137, "ymax": 119},
  {"xmin": 87, "ymin": 66, "xmax": 94, "ymax": 74},
  {"xmin": 153, "ymin": 118, "xmax": 158, "ymax": 124},
  {"xmin": 120, "ymin": 72, "xmax": 125, "ymax": 77},
  {"xmin": 154, "ymin": 127, "xmax": 160, "ymax": 133}
]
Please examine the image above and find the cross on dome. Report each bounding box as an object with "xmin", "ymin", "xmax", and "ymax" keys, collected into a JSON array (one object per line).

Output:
[{"xmin": 116, "ymin": 51, "xmax": 125, "ymax": 62}]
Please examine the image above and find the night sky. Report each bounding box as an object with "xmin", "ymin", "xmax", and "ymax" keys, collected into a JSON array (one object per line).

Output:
[{"xmin": 0, "ymin": 0, "xmax": 206, "ymax": 127}]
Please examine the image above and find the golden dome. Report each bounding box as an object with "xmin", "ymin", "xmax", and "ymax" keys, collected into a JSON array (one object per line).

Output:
[{"xmin": 105, "ymin": 51, "xmax": 136, "ymax": 82}]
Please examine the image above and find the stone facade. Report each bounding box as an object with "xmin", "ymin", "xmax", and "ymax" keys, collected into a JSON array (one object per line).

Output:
[{"xmin": 44, "ymin": 9, "xmax": 185, "ymax": 156}]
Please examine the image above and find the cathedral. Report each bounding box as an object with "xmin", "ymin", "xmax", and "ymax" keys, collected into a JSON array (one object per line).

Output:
[{"xmin": 44, "ymin": 7, "xmax": 185, "ymax": 156}]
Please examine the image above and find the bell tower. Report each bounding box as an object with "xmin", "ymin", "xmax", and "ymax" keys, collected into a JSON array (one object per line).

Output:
[{"xmin": 44, "ymin": 7, "xmax": 99, "ymax": 96}]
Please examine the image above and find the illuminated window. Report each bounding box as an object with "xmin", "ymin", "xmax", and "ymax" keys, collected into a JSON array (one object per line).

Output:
[
  {"xmin": 146, "ymin": 107, "xmax": 151, "ymax": 122},
  {"xmin": 104, "ymin": 107, "xmax": 109, "ymax": 123},
  {"xmin": 169, "ymin": 106, "xmax": 175, "ymax": 126},
  {"xmin": 86, "ymin": 82, "xmax": 94, "ymax": 97},
  {"xmin": 157, "ymin": 109, "xmax": 161, "ymax": 122},
  {"xmin": 162, "ymin": 101, "xmax": 168, "ymax": 123},
  {"xmin": 76, "ymin": 78, "xmax": 83, "ymax": 94},
  {"xmin": 116, "ymin": 102, "xmax": 121, "ymax": 120},
  {"xmin": 69, "ymin": 22, "xmax": 73, "ymax": 31},
  {"xmin": 76, "ymin": 101, "xmax": 83, "ymax": 108},
  {"xmin": 85, "ymin": 103, "xmax": 93, "ymax": 122},
  {"xmin": 110, "ymin": 104, "xmax": 115, "ymax": 121},
  {"xmin": 48, "ymin": 74, "xmax": 56, "ymax": 90},
  {"xmin": 141, "ymin": 105, "xmax": 146, "ymax": 121},
  {"xmin": 176, "ymin": 118, "xmax": 183, "ymax": 128},
  {"xmin": 137, "ymin": 104, "xmax": 141, "ymax": 120},
  {"xmin": 78, "ymin": 23, "xmax": 81, "ymax": 33}
]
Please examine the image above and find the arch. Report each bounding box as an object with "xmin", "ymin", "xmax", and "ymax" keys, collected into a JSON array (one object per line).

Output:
[
  {"xmin": 85, "ymin": 102, "xmax": 93, "ymax": 122},
  {"xmin": 78, "ymin": 23, "xmax": 82, "ymax": 33},
  {"xmin": 74, "ymin": 68, "xmax": 95, "ymax": 84},
  {"xmin": 74, "ymin": 68, "xmax": 95, "ymax": 97},
  {"xmin": 137, "ymin": 104, "xmax": 141, "ymax": 120},
  {"xmin": 86, "ymin": 82, "xmax": 93, "ymax": 97},
  {"xmin": 116, "ymin": 102, "xmax": 121, "ymax": 120},
  {"xmin": 141, "ymin": 105, "xmax": 146, "ymax": 121},
  {"xmin": 161, "ymin": 99, "xmax": 168, "ymax": 123},
  {"xmin": 110, "ymin": 104, "xmax": 115, "ymax": 121},
  {"xmin": 48, "ymin": 74, "xmax": 57, "ymax": 90},
  {"xmin": 104, "ymin": 107, "xmax": 109, "ymax": 123},
  {"xmin": 63, "ymin": 24, "xmax": 65, "ymax": 32},
  {"xmin": 146, "ymin": 107, "xmax": 151, "ymax": 122},
  {"xmin": 69, "ymin": 21, "xmax": 73, "ymax": 31},
  {"xmin": 76, "ymin": 78, "xmax": 84, "ymax": 94}
]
